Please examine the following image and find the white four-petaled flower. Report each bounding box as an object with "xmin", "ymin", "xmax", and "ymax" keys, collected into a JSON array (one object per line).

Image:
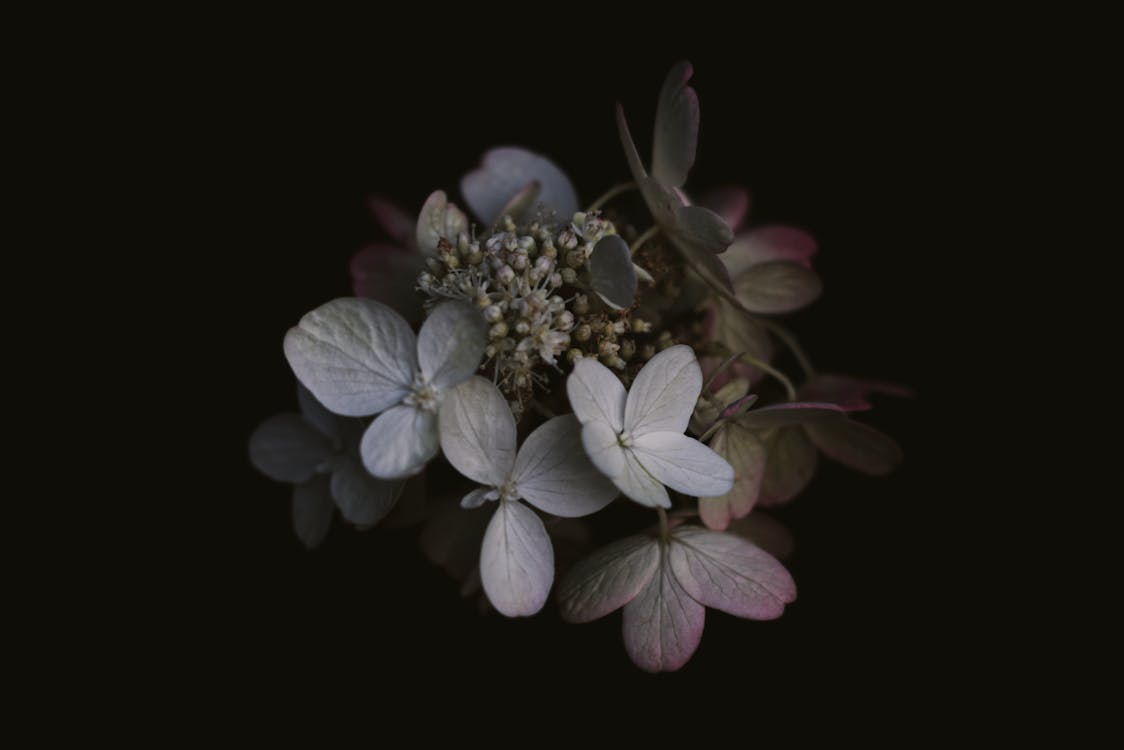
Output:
[
  {"xmin": 567, "ymin": 345, "xmax": 735, "ymax": 508},
  {"xmin": 439, "ymin": 377, "xmax": 618, "ymax": 617}
]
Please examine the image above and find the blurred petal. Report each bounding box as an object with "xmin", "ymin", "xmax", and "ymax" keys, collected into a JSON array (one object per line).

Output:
[
  {"xmin": 735, "ymin": 261, "xmax": 822, "ymax": 314},
  {"xmin": 567, "ymin": 357, "xmax": 627, "ymax": 432},
  {"xmin": 624, "ymin": 344, "xmax": 702, "ymax": 436},
  {"xmin": 460, "ymin": 487, "xmax": 493, "ymax": 510},
  {"xmin": 670, "ymin": 527, "xmax": 796, "ymax": 619},
  {"xmin": 581, "ymin": 421, "xmax": 669, "ymax": 509},
  {"xmin": 675, "ymin": 205, "xmax": 734, "ymax": 255},
  {"xmin": 704, "ymin": 301, "xmax": 775, "ymax": 381},
  {"xmin": 589, "ymin": 235, "xmax": 637, "ymax": 310},
  {"xmin": 798, "ymin": 374, "xmax": 914, "ymax": 412},
  {"xmin": 349, "ymin": 243, "xmax": 425, "ymax": 315},
  {"xmin": 283, "ymin": 298, "xmax": 416, "ymax": 417},
  {"xmin": 297, "ymin": 383, "xmax": 341, "ymax": 442},
  {"xmin": 631, "ymin": 431, "xmax": 735, "ymax": 498},
  {"xmin": 292, "ymin": 476, "xmax": 334, "ymax": 550},
  {"xmin": 420, "ymin": 500, "xmax": 493, "ymax": 582},
  {"xmin": 651, "ymin": 60, "xmax": 699, "ymax": 189},
  {"xmin": 416, "ymin": 300, "xmax": 487, "ymax": 390},
  {"xmin": 728, "ymin": 512, "xmax": 795, "ymax": 561},
  {"xmin": 480, "ymin": 500, "xmax": 554, "ymax": 617},
  {"xmin": 360, "ymin": 405, "xmax": 438, "ymax": 479},
  {"xmin": 513, "ymin": 415, "xmax": 618, "ymax": 517},
  {"xmin": 758, "ymin": 426, "xmax": 818, "ymax": 507},
  {"xmin": 697, "ymin": 186, "xmax": 750, "ymax": 233},
  {"xmin": 439, "ymin": 376, "xmax": 517, "ymax": 487},
  {"xmin": 698, "ymin": 422, "xmax": 766, "ymax": 530},
  {"xmin": 461, "ymin": 147, "xmax": 578, "ymax": 226},
  {"xmin": 616, "ymin": 104, "xmax": 649, "ymax": 182},
  {"xmin": 416, "ymin": 190, "xmax": 468, "ymax": 255},
  {"xmin": 330, "ymin": 457, "xmax": 404, "ymax": 528},
  {"xmin": 736, "ymin": 226, "xmax": 818, "ymax": 270},
  {"xmin": 738, "ymin": 402, "xmax": 846, "ymax": 431},
  {"xmin": 249, "ymin": 414, "xmax": 332, "ymax": 483},
  {"xmin": 368, "ymin": 195, "xmax": 416, "ymax": 247},
  {"xmin": 557, "ymin": 534, "xmax": 660, "ymax": 623},
  {"xmin": 623, "ymin": 548, "xmax": 705, "ymax": 673},
  {"xmin": 805, "ymin": 418, "xmax": 903, "ymax": 475}
]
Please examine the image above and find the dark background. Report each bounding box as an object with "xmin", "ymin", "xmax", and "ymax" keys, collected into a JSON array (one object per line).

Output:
[{"xmin": 190, "ymin": 34, "xmax": 963, "ymax": 710}]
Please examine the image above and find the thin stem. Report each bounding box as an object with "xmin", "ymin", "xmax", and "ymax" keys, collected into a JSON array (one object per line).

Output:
[
  {"xmin": 741, "ymin": 353, "xmax": 797, "ymax": 401},
  {"xmin": 758, "ymin": 318, "xmax": 816, "ymax": 380},
  {"xmin": 657, "ymin": 507, "xmax": 670, "ymax": 544},
  {"xmin": 629, "ymin": 226, "xmax": 660, "ymax": 256},
  {"xmin": 587, "ymin": 182, "xmax": 637, "ymax": 212}
]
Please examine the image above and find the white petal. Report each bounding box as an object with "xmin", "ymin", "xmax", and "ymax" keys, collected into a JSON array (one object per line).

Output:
[
  {"xmin": 581, "ymin": 421, "xmax": 670, "ymax": 509},
  {"xmin": 557, "ymin": 534, "xmax": 660, "ymax": 623},
  {"xmin": 698, "ymin": 422, "xmax": 766, "ymax": 531},
  {"xmin": 651, "ymin": 60, "xmax": 699, "ymax": 189},
  {"xmin": 292, "ymin": 476, "xmax": 334, "ymax": 550},
  {"xmin": 330, "ymin": 457, "xmax": 404, "ymax": 528},
  {"xmin": 589, "ymin": 235, "xmax": 638, "ymax": 310},
  {"xmin": 283, "ymin": 298, "xmax": 416, "ymax": 417},
  {"xmin": 632, "ymin": 431, "xmax": 735, "ymax": 498},
  {"xmin": 460, "ymin": 147, "xmax": 578, "ymax": 226},
  {"xmin": 623, "ymin": 547, "xmax": 705, "ymax": 673},
  {"xmin": 512, "ymin": 415, "xmax": 619, "ymax": 517},
  {"xmin": 360, "ymin": 404, "xmax": 439, "ymax": 479},
  {"xmin": 728, "ymin": 225, "xmax": 818, "ymax": 272},
  {"xmin": 624, "ymin": 344, "xmax": 702, "ymax": 436},
  {"xmin": 296, "ymin": 384, "xmax": 341, "ymax": 442},
  {"xmin": 566, "ymin": 357, "xmax": 627, "ymax": 432},
  {"xmin": 438, "ymin": 376, "xmax": 516, "ymax": 486},
  {"xmin": 249, "ymin": 414, "xmax": 332, "ymax": 483},
  {"xmin": 479, "ymin": 500, "xmax": 554, "ymax": 617},
  {"xmin": 416, "ymin": 300, "xmax": 487, "ymax": 390},
  {"xmin": 670, "ymin": 526, "xmax": 796, "ymax": 620},
  {"xmin": 735, "ymin": 261, "xmax": 822, "ymax": 314},
  {"xmin": 460, "ymin": 487, "xmax": 493, "ymax": 509},
  {"xmin": 758, "ymin": 426, "xmax": 818, "ymax": 507},
  {"xmin": 738, "ymin": 402, "xmax": 846, "ymax": 431},
  {"xmin": 415, "ymin": 190, "xmax": 468, "ymax": 254}
]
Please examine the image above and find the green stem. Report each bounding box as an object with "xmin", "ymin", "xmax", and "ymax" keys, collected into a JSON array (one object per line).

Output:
[
  {"xmin": 630, "ymin": 226, "xmax": 660, "ymax": 256},
  {"xmin": 741, "ymin": 353, "xmax": 797, "ymax": 401},
  {"xmin": 657, "ymin": 507, "xmax": 670, "ymax": 544},
  {"xmin": 587, "ymin": 182, "xmax": 637, "ymax": 212},
  {"xmin": 758, "ymin": 318, "xmax": 816, "ymax": 380}
]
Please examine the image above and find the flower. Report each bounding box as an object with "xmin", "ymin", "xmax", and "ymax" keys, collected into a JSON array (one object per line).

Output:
[
  {"xmin": 249, "ymin": 385, "xmax": 405, "ymax": 548},
  {"xmin": 567, "ymin": 344, "xmax": 734, "ymax": 508},
  {"xmin": 558, "ymin": 525, "xmax": 796, "ymax": 672},
  {"xmin": 438, "ymin": 376, "xmax": 618, "ymax": 616},
  {"xmin": 283, "ymin": 298, "xmax": 487, "ymax": 479}
]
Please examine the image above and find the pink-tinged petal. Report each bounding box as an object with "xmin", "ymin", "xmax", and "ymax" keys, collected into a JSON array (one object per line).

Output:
[
  {"xmin": 697, "ymin": 186, "xmax": 751, "ymax": 234},
  {"xmin": 624, "ymin": 344, "xmax": 702, "ymax": 436},
  {"xmin": 368, "ymin": 195, "xmax": 416, "ymax": 248},
  {"xmin": 805, "ymin": 418, "xmax": 903, "ymax": 475},
  {"xmin": 460, "ymin": 147, "xmax": 578, "ymax": 226},
  {"xmin": 567, "ymin": 357, "xmax": 627, "ymax": 432},
  {"xmin": 728, "ymin": 512, "xmax": 795, "ymax": 562},
  {"xmin": 735, "ymin": 261, "xmax": 822, "ymax": 315},
  {"xmin": 479, "ymin": 499, "xmax": 554, "ymax": 618},
  {"xmin": 557, "ymin": 534, "xmax": 660, "ymax": 623},
  {"xmin": 249, "ymin": 414, "xmax": 333, "ymax": 484},
  {"xmin": 739, "ymin": 226, "xmax": 818, "ymax": 269},
  {"xmin": 623, "ymin": 546, "xmax": 706, "ymax": 673},
  {"xmin": 291, "ymin": 476, "xmax": 334, "ymax": 550},
  {"xmin": 798, "ymin": 374, "xmax": 915, "ymax": 412},
  {"xmin": 670, "ymin": 527, "xmax": 796, "ymax": 620},
  {"xmin": 738, "ymin": 401, "xmax": 846, "ymax": 431},
  {"xmin": 631, "ymin": 431, "xmax": 735, "ymax": 499},
  {"xmin": 698, "ymin": 423, "xmax": 766, "ymax": 531},
  {"xmin": 758, "ymin": 426, "xmax": 819, "ymax": 507},
  {"xmin": 651, "ymin": 60, "xmax": 699, "ymax": 189}
]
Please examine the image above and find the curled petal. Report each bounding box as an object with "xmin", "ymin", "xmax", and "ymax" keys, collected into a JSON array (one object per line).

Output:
[{"xmin": 416, "ymin": 190, "xmax": 468, "ymax": 255}]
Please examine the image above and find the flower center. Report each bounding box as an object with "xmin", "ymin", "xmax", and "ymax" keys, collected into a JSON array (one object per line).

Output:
[
  {"xmin": 617, "ymin": 431, "xmax": 634, "ymax": 448},
  {"xmin": 496, "ymin": 481, "xmax": 519, "ymax": 502},
  {"xmin": 404, "ymin": 376, "xmax": 442, "ymax": 413}
]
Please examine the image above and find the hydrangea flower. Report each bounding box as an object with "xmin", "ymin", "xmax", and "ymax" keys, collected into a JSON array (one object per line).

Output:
[
  {"xmin": 568, "ymin": 344, "xmax": 734, "ymax": 508},
  {"xmin": 249, "ymin": 385, "xmax": 404, "ymax": 548},
  {"xmin": 283, "ymin": 298, "xmax": 487, "ymax": 479},
  {"xmin": 439, "ymin": 376, "xmax": 618, "ymax": 616},
  {"xmin": 558, "ymin": 524, "xmax": 796, "ymax": 672}
]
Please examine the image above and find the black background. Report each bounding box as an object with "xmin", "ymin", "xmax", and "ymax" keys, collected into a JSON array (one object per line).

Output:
[{"xmin": 190, "ymin": 31, "xmax": 962, "ymax": 712}]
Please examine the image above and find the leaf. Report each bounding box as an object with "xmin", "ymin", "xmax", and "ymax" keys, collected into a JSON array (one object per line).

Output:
[
  {"xmin": 589, "ymin": 235, "xmax": 638, "ymax": 310},
  {"xmin": 737, "ymin": 401, "xmax": 846, "ymax": 431},
  {"xmin": 249, "ymin": 414, "xmax": 332, "ymax": 483},
  {"xmin": 359, "ymin": 404, "xmax": 439, "ymax": 480},
  {"xmin": 698, "ymin": 422, "xmax": 766, "ymax": 530},
  {"xmin": 804, "ymin": 418, "xmax": 903, "ymax": 475},
  {"xmin": 631, "ymin": 431, "xmax": 735, "ymax": 498},
  {"xmin": 512, "ymin": 415, "xmax": 619, "ymax": 518},
  {"xmin": 329, "ymin": 457, "xmax": 404, "ymax": 529},
  {"xmin": 415, "ymin": 190, "xmax": 468, "ymax": 254},
  {"xmin": 669, "ymin": 526, "xmax": 796, "ymax": 620},
  {"xmin": 283, "ymin": 298, "xmax": 416, "ymax": 417},
  {"xmin": 291, "ymin": 476, "xmax": 334, "ymax": 550},
  {"xmin": 479, "ymin": 500, "xmax": 554, "ymax": 617},
  {"xmin": 735, "ymin": 261, "xmax": 823, "ymax": 314},
  {"xmin": 416, "ymin": 300, "xmax": 487, "ymax": 390},
  {"xmin": 622, "ymin": 546, "xmax": 705, "ymax": 673},
  {"xmin": 460, "ymin": 147, "xmax": 578, "ymax": 226},
  {"xmin": 557, "ymin": 534, "xmax": 660, "ymax": 623},
  {"xmin": 758, "ymin": 426, "xmax": 818, "ymax": 507},
  {"xmin": 651, "ymin": 60, "xmax": 700, "ymax": 189},
  {"xmin": 624, "ymin": 344, "xmax": 702, "ymax": 436},
  {"xmin": 438, "ymin": 376, "xmax": 517, "ymax": 487},
  {"xmin": 566, "ymin": 357, "xmax": 627, "ymax": 432},
  {"xmin": 581, "ymin": 420, "xmax": 669, "ymax": 509}
]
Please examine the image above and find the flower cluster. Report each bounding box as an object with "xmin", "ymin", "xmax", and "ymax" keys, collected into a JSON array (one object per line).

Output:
[{"xmin": 250, "ymin": 61, "xmax": 908, "ymax": 672}]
